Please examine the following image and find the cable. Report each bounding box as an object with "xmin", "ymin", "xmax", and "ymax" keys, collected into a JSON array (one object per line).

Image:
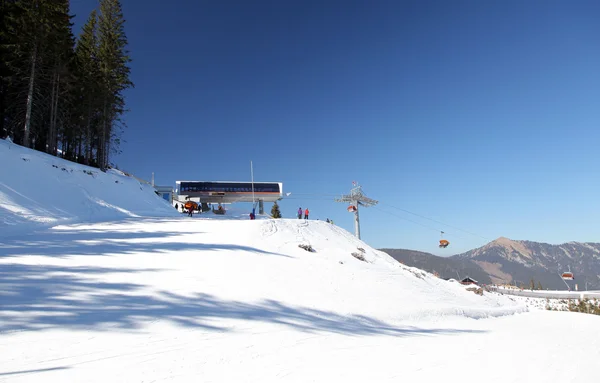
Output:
[
  {"xmin": 282, "ymin": 197, "xmax": 333, "ymax": 201},
  {"xmin": 372, "ymin": 206, "xmax": 442, "ymax": 233},
  {"xmin": 378, "ymin": 201, "xmax": 491, "ymax": 241},
  {"xmin": 372, "ymin": 206, "xmax": 470, "ymax": 241},
  {"xmin": 281, "ymin": 190, "xmax": 490, "ymax": 242},
  {"xmin": 285, "ymin": 192, "xmax": 340, "ymax": 197}
]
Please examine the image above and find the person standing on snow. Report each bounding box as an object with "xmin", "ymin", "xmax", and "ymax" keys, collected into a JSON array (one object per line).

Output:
[
  {"xmin": 298, "ymin": 207, "xmax": 302, "ymax": 219},
  {"xmin": 304, "ymin": 208, "xmax": 309, "ymax": 220}
]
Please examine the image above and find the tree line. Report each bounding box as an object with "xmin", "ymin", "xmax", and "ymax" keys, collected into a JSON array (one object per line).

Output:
[{"xmin": 0, "ymin": 0, "xmax": 132, "ymax": 170}]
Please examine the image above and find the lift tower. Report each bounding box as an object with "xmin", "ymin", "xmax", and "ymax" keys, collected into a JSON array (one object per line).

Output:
[{"xmin": 335, "ymin": 181, "xmax": 378, "ymax": 239}]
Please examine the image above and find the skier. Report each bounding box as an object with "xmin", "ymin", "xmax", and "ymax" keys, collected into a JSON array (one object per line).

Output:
[
  {"xmin": 304, "ymin": 208, "xmax": 309, "ymax": 220},
  {"xmin": 297, "ymin": 207, "xmax": 302, "ymax": 219}
]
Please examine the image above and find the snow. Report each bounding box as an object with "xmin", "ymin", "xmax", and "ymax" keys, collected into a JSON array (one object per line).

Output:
[
  {"xmin": 1, "ymin": 138, "xmax": 600, "ymax": 382},
  {"xmin": 0, "ymin": 139, "xmax": 178, "ymax": 237}
]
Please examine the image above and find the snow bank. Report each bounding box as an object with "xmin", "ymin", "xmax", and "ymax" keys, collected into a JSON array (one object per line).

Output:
[{"xmin": 0, "ymin": 139, "xmax": 178, "ymax": 238}]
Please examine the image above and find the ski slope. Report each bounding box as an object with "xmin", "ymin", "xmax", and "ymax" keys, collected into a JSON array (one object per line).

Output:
[
  {"xmin": 0, "ymin": 138, "xmax": 178, "ymax": 238},
  {"xmin": 1, "ymin": 138, "xmax": 600, "ymax": 382}
]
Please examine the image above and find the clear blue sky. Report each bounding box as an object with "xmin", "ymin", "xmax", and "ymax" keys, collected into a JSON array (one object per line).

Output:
[{"xmin": 70, "ymin": 0, "xmax": 600, "ymax": 256}]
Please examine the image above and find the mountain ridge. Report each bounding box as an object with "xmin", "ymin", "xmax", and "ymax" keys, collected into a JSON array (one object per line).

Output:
[{"xmin": 382, "ymin": 236, "xmax": 600, "ymax": 290}]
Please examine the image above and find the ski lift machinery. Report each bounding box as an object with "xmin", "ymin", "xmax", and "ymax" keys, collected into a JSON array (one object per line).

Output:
[
  {"xmin": 335, "ymin": 182, "xmax": 378, "ymax": 240},
  {"xmin": 184, "ymin": 201, "xmax": 198, "ymax": 211}
]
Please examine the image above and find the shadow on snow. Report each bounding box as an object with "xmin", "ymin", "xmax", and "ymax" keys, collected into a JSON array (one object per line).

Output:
[
  {"xmin": 0, "ymin": 367, "xmax": 70, "ymax": 377},
  {"xmin": 0, "ymin": 225, "xmax": 288, "ymax": 258},
  {"xmin": 0, "ymin": 221, "xmax": 484, "ymax": 338},
  {"xmin": 0, "ymin": 263, "xmax": 485, "ymax": 337}
]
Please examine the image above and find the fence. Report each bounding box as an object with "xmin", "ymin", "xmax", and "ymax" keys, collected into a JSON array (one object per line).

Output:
[{"xmin": 484, "ymin": 286, "xmax": 600, "ymax": 300}]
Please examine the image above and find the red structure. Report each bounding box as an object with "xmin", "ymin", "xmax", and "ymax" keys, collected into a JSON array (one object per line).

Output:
[{"xmin": 460, "ymin": 277, "xmax": 478, "ymax": 285}]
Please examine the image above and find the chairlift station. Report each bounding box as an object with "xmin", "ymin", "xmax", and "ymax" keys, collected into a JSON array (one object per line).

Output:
[{"xmin": 175, "ymin": 180, "xmax": 283, "ymax": 214}]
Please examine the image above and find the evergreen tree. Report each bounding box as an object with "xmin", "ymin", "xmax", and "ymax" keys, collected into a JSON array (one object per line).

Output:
[
  {"xmin": 2, "ymin": 0, "xmax": 75, "ymax": 149},
  {"xmin": 0, "ymin": 0, "xmax": 132, "ymax": 169},
  {"xmin": 537, "ymin": 281, "xmax": 542, "ymax": 290},
  {"xmin": 44, "ymin": 0, "xmax": 75, "ymax": 155},
  {"xmin": 0, "ymin": 0, "xmax": 15, "ymax": 139},
  {"xmin": 271, "ymin": 201, "xmax": 282, "ymax": 218},
  {"xmin": 75, "ymin": 9, "xmax": 101, "ymax": 164},
  {"xmin": 97, "ymin": 0, "xmax": 133, "ymax": 170},
  {"xmin": 530, "ymin": 278, "xmax": 535, "ymax": 290}
]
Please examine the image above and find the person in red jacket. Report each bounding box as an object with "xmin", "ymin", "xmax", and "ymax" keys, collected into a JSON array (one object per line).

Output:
[{"xmin": 304, "ymin": 208, "xmax": 309, "ymax": 220}]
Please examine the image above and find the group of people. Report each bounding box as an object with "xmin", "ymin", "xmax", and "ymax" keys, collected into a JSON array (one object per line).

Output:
[
  {"xmin": 175, "ymin": 202, "xmax": 334, "ymax": 222},
  {"xmin": 297, "ymin": 207, "xmax": 334, "ymax": 224},
  {"xmin": 174, "ymin": 203, "xmax": 193, "ymax": 217},
  {"xmin": 297, "ymin": 207, "xmax": 309, "ymax": 219}
]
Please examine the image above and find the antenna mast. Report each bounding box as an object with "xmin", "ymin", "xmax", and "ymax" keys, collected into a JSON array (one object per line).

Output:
[
  {"xmin": 251, "ymin": 160, "xmax": 255, "ymax": 205},
  {"xmin": 334, "ymin": 181, "xmax": 378, "ymax": 239}
]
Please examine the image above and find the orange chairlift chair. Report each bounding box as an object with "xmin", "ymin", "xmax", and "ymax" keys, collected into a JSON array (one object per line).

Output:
[{"xmin": 439, "ymin": 231, "xmax": 449, "ymax": 248}]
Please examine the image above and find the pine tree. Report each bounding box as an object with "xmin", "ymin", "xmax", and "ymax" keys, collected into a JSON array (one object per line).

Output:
[
  {"xmin": 271, "ymin": 201, "xmax": 282, "ymax": 218},
  {"xmin": 537, "ymin": 281, "xmax": 542, "ymax": 290},
  {"xmin": 97, "ymin": 0, "xmax": 133, "ymax": 170},
  {"xmin": 530, "ymin": 278, "xmax": 535, "ymax": 290},
  {"xmin": 0, "ymin": 0, "xmax": 15, "ymax": 139},
  {"xmin": 2, "ymin": 0, "xmax": 74, "ymax": 148},
  {"xmin": 45, "ymin": 0, "xmax": 75, "ymax": 155},
  {"xmin": 75, "ymin": 9, "xmax": 101, "ymax": 164},
  {"xmin": 1, "ymin": 0, "xmax": 133, "ymax": 168}
]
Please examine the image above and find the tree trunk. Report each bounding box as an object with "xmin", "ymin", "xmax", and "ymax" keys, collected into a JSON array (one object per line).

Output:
[
  {"xmin": 48, "ymin": 71, "xmax": 57, "ymax": 154},
  {"xmin": 100, "ymin": 99, "xmax": 108, "ymax": 170},
  {"xmin": 78, "ymin": 135, "xmax": 83, "ymax": 163},
  {"xmin": 23, "ymin": 43, "xmax": 38, "ymax": 148},
  {"xmin": 85, "ymin": 103, "xmax": 92, "ymax": 164},
  {"xmin": 51, "ymin": 73, "xmax": 61, "ymax": 155}
]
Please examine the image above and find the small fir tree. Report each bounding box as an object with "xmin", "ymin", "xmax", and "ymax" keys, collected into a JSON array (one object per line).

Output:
[{"xmin": 271, "ymin": 201, "xmax": 282, "ymax": 218}]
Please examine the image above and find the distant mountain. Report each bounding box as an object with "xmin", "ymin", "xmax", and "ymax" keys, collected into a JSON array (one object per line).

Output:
[
  {"xmin": 452, "ymin": 237, "xmax": 600, "ymax": 290},
  {"xmin": 379, "ymin": 248, "xmax": 492, "ymax": 285}
]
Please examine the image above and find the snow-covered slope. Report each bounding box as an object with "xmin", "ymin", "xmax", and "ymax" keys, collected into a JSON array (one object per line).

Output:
[
  {"xmin": 1, "ymin": 139, "xmax": 599, "ymax": 383},
  {"xmin": 0, "ymin": 139, "xmax": 178, "ymax": 237}
]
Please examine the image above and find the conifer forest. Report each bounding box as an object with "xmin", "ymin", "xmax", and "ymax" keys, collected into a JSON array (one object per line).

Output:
[{"xmin": 0, "ymin": 0, "xmax": 133, "ymax": 170}]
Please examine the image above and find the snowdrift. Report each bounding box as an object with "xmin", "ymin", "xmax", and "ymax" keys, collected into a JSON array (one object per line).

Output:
[{"xmin": 0, "ymin": 139, "xmax": 178, "ymax": 238}]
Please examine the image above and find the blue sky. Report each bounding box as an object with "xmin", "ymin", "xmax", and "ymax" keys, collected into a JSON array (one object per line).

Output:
[{"xmin": 69, "ymin": 0, "xmax": 600, "ymax": 255}]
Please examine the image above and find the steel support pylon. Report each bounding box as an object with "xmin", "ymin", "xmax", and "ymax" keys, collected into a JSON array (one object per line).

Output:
[{"xmin": 335, "ymin": 182, "xmax": 377, "ymax": 239}]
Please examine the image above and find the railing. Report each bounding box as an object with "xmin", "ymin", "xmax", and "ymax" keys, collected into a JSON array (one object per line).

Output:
[{"xmin": 484, "ymin": 285, "xmax": 600, "ymax": 300}]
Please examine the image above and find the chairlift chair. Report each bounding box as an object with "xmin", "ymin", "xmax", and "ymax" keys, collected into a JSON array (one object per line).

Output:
[
  {"xmin": 439, "ymin": 231, "xmax": 449, "ymax": 248},
  {"xmin": 561, "ymin": 272, "xmax": 574, "ymax": 280},
  {"xmin": 560, "ymin": 265, "xmax": 574, "ymax": 280}
]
